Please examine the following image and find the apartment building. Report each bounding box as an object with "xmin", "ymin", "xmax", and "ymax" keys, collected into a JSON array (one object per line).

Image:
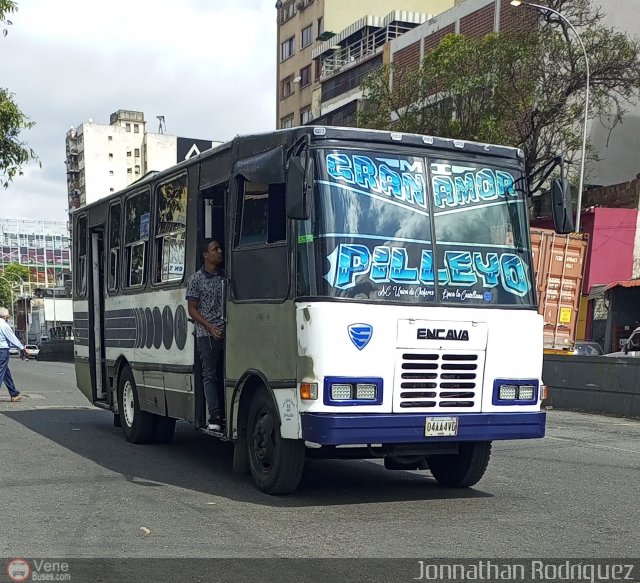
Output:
[
  {"xmin": 0, "ymin": 219, "xmax": 70, "ymax": 293},
  {"xmin": 276, "ymin": 0, "xmax": 455, "ymax": 128},
  {"xmin": 66, "ymin": 110, "xmax": 220, "ymax": 211}
]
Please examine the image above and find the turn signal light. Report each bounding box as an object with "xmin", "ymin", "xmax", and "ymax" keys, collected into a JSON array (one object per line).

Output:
[{"xmin": 300, "ymin": 382, "xmax": 318, "ymax": 401}]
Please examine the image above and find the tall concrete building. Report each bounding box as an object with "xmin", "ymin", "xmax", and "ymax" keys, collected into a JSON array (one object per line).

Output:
[
  {"xmin": 65, "ymin": 110, "xmax": 220, "ymax": 212},
  {"xmin": 275, "ymin": 0, "xmax": 455, "ymax": 128}
]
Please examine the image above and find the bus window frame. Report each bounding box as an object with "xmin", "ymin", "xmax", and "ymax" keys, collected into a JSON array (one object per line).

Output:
[
  {"xmin": 122, "ymin": 187, "xmax": 152, "ymax": 293},
  {"xmin": 107, "ymin": 200, "xmax": 122, "ymax": 294},
  {"xmin": 151, "ymin": 171, "xmax": 188, "ymax": 289},
  {"xmin": 75, "ymin": 212, "xmax": 88, "ymax": 298}
]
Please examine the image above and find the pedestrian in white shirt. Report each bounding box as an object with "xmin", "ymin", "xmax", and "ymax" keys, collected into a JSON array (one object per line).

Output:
[{"xmin": 0, "ymin": 306, "xmax": 25, "ymax": 402}]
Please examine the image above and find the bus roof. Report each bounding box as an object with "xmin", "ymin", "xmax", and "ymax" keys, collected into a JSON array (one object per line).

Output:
[{"xmin": 73, "ymin": 126, "xmax": 524, "ymax": 214}]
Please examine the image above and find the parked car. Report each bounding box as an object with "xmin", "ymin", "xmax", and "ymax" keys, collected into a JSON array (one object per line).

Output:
[
  {"xmin": 8, "ymin": 346, "xmax": 19, "ymax": 356},
  {"xmin": 573, "ymin": 341, "xmax": 604, "ymax": 356},
  {"xmin": 604, "ymin": 327, "xmax": 640, "ymax": 357},
  {"xmin": 23, "ymin": 344, "xmax": 40, "ymax": 359}
]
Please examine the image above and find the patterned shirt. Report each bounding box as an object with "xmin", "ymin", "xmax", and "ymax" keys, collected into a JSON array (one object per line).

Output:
[
  {"xmin": 0, "ymin": 318, "xmax": 24, "ymax": 350},
  {"xmin": 185, "ymin": 266, "xmax": 224, "ymax": 338}
]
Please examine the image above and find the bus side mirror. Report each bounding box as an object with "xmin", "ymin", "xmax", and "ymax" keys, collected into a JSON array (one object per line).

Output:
[
  {"xmin": 286, "ymin": 156, "xmax": 313, "ymax": 220},
  {"xmin": 551, "ymin": 178, "xmax": 574, "ymax": 234}
]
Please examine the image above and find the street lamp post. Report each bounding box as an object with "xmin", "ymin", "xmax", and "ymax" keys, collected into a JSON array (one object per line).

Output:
[{"xmin": 510, "ymin": 0, "xmax": 590, "ymax": 233}]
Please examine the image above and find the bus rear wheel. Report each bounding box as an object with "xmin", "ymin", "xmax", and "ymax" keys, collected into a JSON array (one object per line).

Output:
[
  {"xmin": 117, "ymin": 366, "xmax": 155, "ymax": 444},
  {"xmin": 427, "ymin": 441, "xmax": 491, "ymax": 488},
  {"xmin": 246, "ymin": 391, "xmax": 305, "ymax": 495}
]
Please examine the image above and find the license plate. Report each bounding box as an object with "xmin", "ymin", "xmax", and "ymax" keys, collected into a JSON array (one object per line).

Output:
[{"xmin": 425, "ymin": 416, "xmax": 459, "ymax": 437}]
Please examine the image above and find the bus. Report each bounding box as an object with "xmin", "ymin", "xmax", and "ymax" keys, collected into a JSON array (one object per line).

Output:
[{"xmin": 72, "ymin": 126, "xmax": 573, "ymax": 495}]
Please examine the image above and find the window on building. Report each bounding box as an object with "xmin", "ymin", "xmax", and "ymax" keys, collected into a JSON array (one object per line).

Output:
[
  {"xmin": 134, "ymin": 148, "xmax": 140, "ymax": 157},
  {"xmin": 236, "ymin": 180, "xmax": 286, "ymax": 248},
  {"xmin": 125, "ymin": 123, "xmax": 131, "ymax": 132},
  {"xmin": 280, "ymin": 36, "xmax": 295, "ymax": 61},
  {"xmin": 301, "ymin": 25, "xmax": 313, "ymax": 49},
  {"xmin": 127, "ymin": 168, "xmax": 132, "ymax": 174},
  {"xmin": 110, "ymin": 188, "xmax": 114, "ymax": 192},
  {"xmin": 108, "ymin": 202, "xmax": 121, "ymax": 291},
  {"xmin": 109, "ymin": 170, "xmax": 114, "ymax": 176},
  {"xmin": 135, "ymin": 165, "xmax": 141, "ymax": 175},
  {"xmin": 108, "ymin": 136, "xmax": 113, "ymax": 142},
  {"xmin": 124, "ymin": 190, "xmax": 150, "ymax": 288},
  {"xmin": 300, "ymin": 106, "xmax": 312, "ymax": 125},
  {"xmin": 280, "ymin": 1, "xmax": 295, "ymax": 23},
  {"xmin": 280, "ymin": 115, "xmax": 294, "ymax": 129},
  {"xmin": 127, "ymin": 151, "xmax": 132, "ymax": 157},
  {"xmin": 300, "ymin": 64, "xmax": 312, "ymax": 87},
  {"xmin": 280, "ymin": 75, "xmax": 294, "ymax": 99},
  {"xmin": 155, "ymin": 174, "xmax": 187, "ymax": 283},
  {"xmin": 134, "ymin": 124, "xmax": 140, "ymax": 133},
  {"xmin": 108, "ymin": 153, "xmax": 113, "ymax": 159},
  {"xmin": 318, "ymin": 16, "xmax": 324, "ymax": 37}
]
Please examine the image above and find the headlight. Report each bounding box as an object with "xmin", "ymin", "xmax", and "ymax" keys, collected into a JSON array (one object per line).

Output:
[
  {"xmin": 323, "ymin": 377, "xmax": 383, "ymax": 405},
  {"xmin": 518, "ymin": 385, "xmax": 536, "ymax": 400},
  {"xmin": 330, "ymin": 384, "xmax": 352, "ymax": 400},
  {"xmin": 355, "ymin": 383, "xmax": 377, "ymax": 400},
  {"xmin": 499, "ymin": 385, "xmax": 518, "ymax": 400}
]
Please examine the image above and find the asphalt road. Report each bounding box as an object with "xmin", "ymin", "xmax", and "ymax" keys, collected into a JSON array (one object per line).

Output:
[{"xmin": 1, "ymin": 358, "xmax": 639, "ymax": 567}]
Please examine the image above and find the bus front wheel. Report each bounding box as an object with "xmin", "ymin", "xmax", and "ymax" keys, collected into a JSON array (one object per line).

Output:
[
  {"xmin": 246, "ymin": 391, "xmax": 305, "ymax": 495},
  {"xmin": 427, "ymin": 441, "xmax": 491, "ymax": 488},
  {"xmin": 117, "ymin": 366, "xmax": 155, "ymax": 444}
]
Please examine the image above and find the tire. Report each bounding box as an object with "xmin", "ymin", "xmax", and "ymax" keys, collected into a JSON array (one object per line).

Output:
[
  {"xmin": 152, "ymin": 416, "xmax": 176, "ymax": 444},
  {"xmin": 246, "ymin": 391, "xmax": 305, "ymax": 495},
  {"xmin": 427, "ymin": 441, "xmax": 492, "ymax": 488},
  {"xmin": 117, "ymin": 366, "xmax": 156, "ymax": 444}
]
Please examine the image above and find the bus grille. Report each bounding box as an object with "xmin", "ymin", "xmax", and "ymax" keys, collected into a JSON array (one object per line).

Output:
[{"xmin": 393, "ymin": 351, "xmax": 484, "ymax": 412}]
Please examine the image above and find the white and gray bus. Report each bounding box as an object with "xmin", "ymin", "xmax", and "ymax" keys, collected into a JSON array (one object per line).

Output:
[{"xmin": 73, "ymin": 126, "xmax": 572, "ymax": 495}]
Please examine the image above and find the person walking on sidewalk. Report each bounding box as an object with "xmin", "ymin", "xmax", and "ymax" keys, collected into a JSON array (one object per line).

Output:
[{"xmin": 0, "ymin": 306, "xmax": 25, "ymax": 402}]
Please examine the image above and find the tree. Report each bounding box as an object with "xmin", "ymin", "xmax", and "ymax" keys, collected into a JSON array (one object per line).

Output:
[
  {"xmin": 0, "ymin": 0, "xmax": 38, "ymax": 189},
  {"xmin": 357, "ymin": 0, "xmax": 640, "ymax": 192},
  {"xmin": 0, "ymin": 263, "xmax": 30, "ymax": 311}
]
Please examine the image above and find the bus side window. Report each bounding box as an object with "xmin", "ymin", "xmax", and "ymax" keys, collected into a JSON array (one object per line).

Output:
[
  {"xmin": 237, "ymin": 179, "xmax": 286, "ymax": 248},
  {"xmin": 108, "ymin": 202, "xmax": 121, "ymax": 292},
  {"xmin": 76, "ymin": 214, "xmax": 88, "ymax": 296},
  {"xmin": 124, "ymin": 190, "xmax": 150, "ymax": 288},
  {"xmin": 155, "ymin": 174, "xmax": 187, "ymax": 283}
]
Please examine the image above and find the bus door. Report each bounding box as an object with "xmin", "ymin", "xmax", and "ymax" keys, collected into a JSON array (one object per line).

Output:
[
  {"xmin": 89, "ymin": 229, "xmax": 107, "ymax": 403},
  {"xmin": 195, "ymin": 183, "xmax": 227, "ymax": 428}
]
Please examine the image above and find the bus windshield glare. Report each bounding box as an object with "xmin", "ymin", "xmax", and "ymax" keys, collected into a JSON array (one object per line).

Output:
[{"xmin": 296, "ymin": 148, "xmax": 535, "ymax": 307}]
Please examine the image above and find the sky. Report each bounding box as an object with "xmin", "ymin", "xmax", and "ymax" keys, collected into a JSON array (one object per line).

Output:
[{"xmin": 1, "ymin": 0, "xmax": 276, "ymax": 223}]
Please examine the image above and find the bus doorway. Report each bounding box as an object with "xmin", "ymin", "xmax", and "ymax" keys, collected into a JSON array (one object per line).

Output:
[
  {"xmin": 89, "ymin": 229, "xmax": 107, "ymax": 404},
  {"xmin": 193, "ymin": 184, "xmax": 227, "ymax": 431}
]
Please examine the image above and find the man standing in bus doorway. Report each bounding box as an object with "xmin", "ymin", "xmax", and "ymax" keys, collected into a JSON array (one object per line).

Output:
[
  {"xmin": 0, "ymin": 307, "xmax": 25, "ymax": 402},
  {"xmin": 186, "ymin": 240, "xmax": 225, "ymax": 431}
]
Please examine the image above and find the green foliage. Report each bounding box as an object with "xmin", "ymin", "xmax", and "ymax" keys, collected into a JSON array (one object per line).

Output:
[
  {"xmin": 0, "ymin": 263, "xmax": 29, "ymax": 311},
  {"xmin": 0, "ymin": 0, "xmax": 16, "ymax": 36},
  {"xmin": 357, "ymin": 0, "xmax": 640, "ymax": 192},
  {"xmin": 0, "ymin": 1, "xmax": 39, "ymax": 188}
]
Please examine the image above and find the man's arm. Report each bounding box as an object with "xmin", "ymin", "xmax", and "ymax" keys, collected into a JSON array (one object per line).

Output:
[
  {"xmin": 187, "ymin": 300, "xmax": 223, "ymax": 340},
  {"xmin": 0, "ymin": 320, "xmax": 24, "ymax": 350}
]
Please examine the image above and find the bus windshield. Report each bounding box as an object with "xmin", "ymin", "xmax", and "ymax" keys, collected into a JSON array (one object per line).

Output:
[{"xmin": 296, "ymin": 148, "xmax": 535, "ymax": 307}]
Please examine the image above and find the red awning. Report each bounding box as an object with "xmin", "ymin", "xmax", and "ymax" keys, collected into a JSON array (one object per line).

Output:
[{"xmin": 604, "ymin": 279, "xmax": 640, "ymax": 292}]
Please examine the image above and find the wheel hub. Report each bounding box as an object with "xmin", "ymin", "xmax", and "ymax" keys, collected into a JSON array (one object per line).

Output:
[
  {"xmin": 252, "ymin": 410, "xmax": 275, "ymax": 471},
  {"xmin": 122, "ymin": 381, "xmax": 135, "ymax": 427}
]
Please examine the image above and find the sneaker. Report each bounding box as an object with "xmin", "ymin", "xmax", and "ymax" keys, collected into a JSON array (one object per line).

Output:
[
  {"xmin": 10, "ymin": 395, "xmax": 23, "ymax": 402},
  {"xmin": 207, "ymin": 414, "xmax": 223, "ymax": 431}
]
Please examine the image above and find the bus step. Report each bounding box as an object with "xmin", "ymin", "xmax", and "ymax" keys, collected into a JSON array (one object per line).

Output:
[{"xmin": 200, "ymin": 427, "xmax": 230, "ymax": 441}]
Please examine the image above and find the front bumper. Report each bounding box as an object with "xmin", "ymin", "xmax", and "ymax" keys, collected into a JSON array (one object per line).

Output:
[{"xmin": 301, "ymin": 412, "xmax": 546, "ymax": 445}]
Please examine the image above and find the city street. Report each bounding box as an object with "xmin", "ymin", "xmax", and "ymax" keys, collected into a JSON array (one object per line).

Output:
[{"xmin": 1, "ymin": 358, "xmax": 639, "ymax": 560}]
